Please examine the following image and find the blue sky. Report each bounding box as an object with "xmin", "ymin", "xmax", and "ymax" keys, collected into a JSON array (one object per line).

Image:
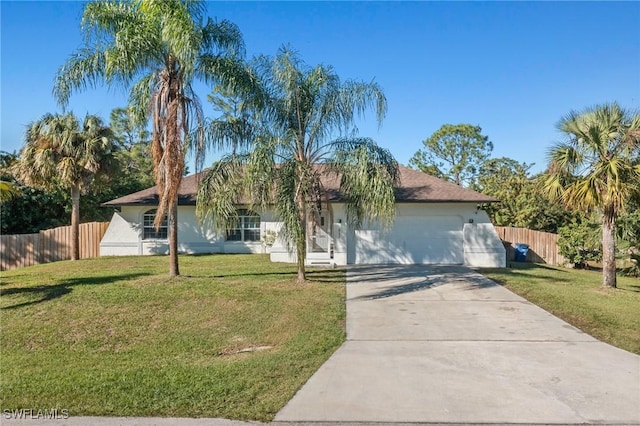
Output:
[{"xmin": 1, "ymin": 1, "xmax": 639, "ymax": 175}]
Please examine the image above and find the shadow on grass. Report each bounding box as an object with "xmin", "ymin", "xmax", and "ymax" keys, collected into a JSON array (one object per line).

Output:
[
  {"xmin": 620, "ymin": 283, "xmax": 640, "ymax": 293},
  {"xmin": 183, "ymin": 271, "xmax": 295, "ymax": 279},
  {"xmin": 480, "ymin": 263, "xmax": 575, "ymax": 285},
  {"xmin": 0, "ymin": 273, "xmax": 151, "ymax": 310},
  {"xmin": 306, "ymin": 269, "xmax": 346, "ymax": 283},
  {"xmin": 183, "ymin": 268, "xmax": 345, "ymax": 283},
  {"xmin": 502, "ymin": 262, "xmax": 570, "ymax": 272}
]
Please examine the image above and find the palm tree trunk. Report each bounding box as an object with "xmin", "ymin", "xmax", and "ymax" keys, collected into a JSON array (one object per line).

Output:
[
  {"xmin": 169, "ymin": 202, "xmax": 179, "ymax": 277},
  {"xmin": 602, "ymin": 209, "xmax": 617, "ymax": 288},
  {"xmin": 163, "ymin": 58, "xmax": 183, "ymax": 278},
  {"xmin": 296, "ymin": 197, "xmax": 307, "ymax": 282},
  {"xmin": 70, "ymin": 182, "xmax": 80, "ymax": 261}
]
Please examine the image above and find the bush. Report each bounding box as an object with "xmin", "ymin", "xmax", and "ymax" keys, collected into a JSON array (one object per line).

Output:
[{"xmin": 558, "ymin": 220, "xmax": 601, "ymax": 268}]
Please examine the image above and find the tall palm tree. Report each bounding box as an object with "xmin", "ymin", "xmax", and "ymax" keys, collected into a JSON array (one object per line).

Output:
[
  {"xmin": 197, "ymin": 48, "xmax": 399, "ymax": 282},
  {"xmin": 54, "ymin": 0, "xmax": 248, "ymax": 276},
  {"xmin": 544, "ymin": 102, "xmax": 640, "ymax": 288},
  {"xmin": 14, "ymin": 112, "xmax": 115, "ymax": 260}
]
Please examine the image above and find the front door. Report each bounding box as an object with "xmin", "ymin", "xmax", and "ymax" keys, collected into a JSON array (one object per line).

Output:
[{"xmin": 307, "ymin": 213, "xmax": 332, "ymax": 261}]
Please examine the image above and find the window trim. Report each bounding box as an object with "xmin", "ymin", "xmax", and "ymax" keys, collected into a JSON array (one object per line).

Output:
[
  {"xmin": 142, "ymin": 209, "xmax": 168, "ymax": 240},
  {"xmin": 226, "ymin": 209, "xmax": 261, "ymax": 242}
]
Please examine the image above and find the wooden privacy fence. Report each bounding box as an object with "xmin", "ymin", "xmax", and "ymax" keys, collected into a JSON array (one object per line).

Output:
[
  {"xmin": 494, "ymin": 226, "xmax": 566, "ymax": 266},
  {"xmin": 0, "ymin": 221, "xmax": 109, "ymax": 271}
]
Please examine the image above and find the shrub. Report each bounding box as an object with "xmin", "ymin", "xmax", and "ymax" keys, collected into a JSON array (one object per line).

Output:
[{"xmin": 558, "ymin": 220, "xmax": 601, "ymax": 268}]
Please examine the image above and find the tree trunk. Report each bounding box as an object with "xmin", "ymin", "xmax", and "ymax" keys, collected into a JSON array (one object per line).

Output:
[
  {"xmin": 296, "ymin": 197, "xmax": 307, "ymax": 283},
  {"xmin": 70, "ymin": 182, "xmax": 80, "ymax": 261},
  {"xmin": 169, "ymin": 202, "xmax": 180, "ymax": 277},
  {"xmin": 163, "ymin": 58, "xmax": 183, "ymax": 278},
  {"xmin": 601, "ymin": 209, "xmax": 617, "ymax": 288}
]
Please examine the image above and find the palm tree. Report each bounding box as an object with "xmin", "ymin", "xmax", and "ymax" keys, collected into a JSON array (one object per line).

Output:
[
  {"xmin": 54, "ymin": 0, "xmax": 248, "ymax": 276},
  {"xmin": 197, "ymin": 48, "xmax": 399, "ymax": 282},
  {"xmin": 544, "ymin": 102, "xmax": 640, "ymax": 288},
  {"xmin": 14, "ymin": 112, "xmax": 115, "ymax": 260},
  {"xmin": 0, "ymin": 181, "xmax": 19, "ymax": 203}
]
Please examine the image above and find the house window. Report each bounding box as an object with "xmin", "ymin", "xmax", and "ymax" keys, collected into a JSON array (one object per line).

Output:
[
  {"xmin": 142, "ymin": 209, "xmax": 168, "ymax": 240},
  {"xmin": 226, "ymin": 209, "xmax": 260, "ymax": 242}
]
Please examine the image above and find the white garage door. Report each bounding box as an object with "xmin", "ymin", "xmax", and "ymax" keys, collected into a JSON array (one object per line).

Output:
[{"xmin": 355, "ymin": 215, "xmax": 464, "ymax": 264}]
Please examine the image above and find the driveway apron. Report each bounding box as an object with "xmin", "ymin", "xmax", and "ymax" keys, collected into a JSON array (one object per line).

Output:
[{"xmin": 275, "ymin": 265, "xmax": 640, "ymax": 424}]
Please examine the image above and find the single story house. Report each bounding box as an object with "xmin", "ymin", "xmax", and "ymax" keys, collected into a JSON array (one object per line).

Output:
[{"xmin": 100, "ymin": 165, "xmax": 505, "ymax": 267}]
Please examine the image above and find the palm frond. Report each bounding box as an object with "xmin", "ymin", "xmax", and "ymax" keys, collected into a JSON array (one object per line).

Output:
[
  {"xmin": 54, "ymin": 48, "xmax": 107, "ymax": 107},
  {"xmin": 272, "ymin": 160, "xmax": 305, "ymax": 254},
  {"xmin": 0, "ymin": 181, "xmax": 19, "ymax": 203},
  {"xmin": 201, "ymin": 18, "xmax": 245, "ymax": 57},
  {"xmin": 328, "ymin": 138, "xmax": 398, "ymax": 228},
  {"xmin": 196, "ymin": 155, "xmax": 248, "ymax": 230}
]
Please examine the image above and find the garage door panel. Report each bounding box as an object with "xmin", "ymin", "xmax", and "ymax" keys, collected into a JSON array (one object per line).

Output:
[{"xmin": 355, "ymin": 216, "xmax": 463, "ymax": 264}]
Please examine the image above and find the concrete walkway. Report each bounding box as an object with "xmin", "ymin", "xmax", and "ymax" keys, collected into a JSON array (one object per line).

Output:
[{"xmin": 275, "ymin": 265, "xmax": 640, "ymax": 424}]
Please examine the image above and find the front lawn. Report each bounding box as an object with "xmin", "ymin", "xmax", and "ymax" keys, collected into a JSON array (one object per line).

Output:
[
  {"xmin": 481, "ymin": 263, "xmax": 640, "ymax": 355},
  {"xmin": 0, "ymin": 254, "xmax": 346, "ymax": 421}
]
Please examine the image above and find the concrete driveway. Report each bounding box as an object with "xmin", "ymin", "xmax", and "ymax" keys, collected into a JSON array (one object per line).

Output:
[{"xmin": 275, "ymin": 265, "xmax": 640, "ymax": 424}]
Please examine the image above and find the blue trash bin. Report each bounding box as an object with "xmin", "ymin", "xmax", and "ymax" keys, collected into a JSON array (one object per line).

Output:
[{"xmin": 515, "ymin": 243, "xmax": 529, "ymax": 262}]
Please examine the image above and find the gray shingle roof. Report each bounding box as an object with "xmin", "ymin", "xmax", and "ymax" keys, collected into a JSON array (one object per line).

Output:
[{"xmin": 102, "ymin": 165, "xmax": 498, "ymax": 206}]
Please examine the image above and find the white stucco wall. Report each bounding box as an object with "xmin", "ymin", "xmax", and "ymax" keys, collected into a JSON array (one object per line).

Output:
[
  {"xmin": 100, "ymin": 206, "xmax": 278, "ymax": 256},
  {"xmin": 100, "ymin": 211, "xmax": 139, "ymax": 256},
  {"xmin": 463, "ymin": 210, "xmax": 507, "ymax": 267},
  {"xmin": 101, "ymin": 202, "xmax": 505, "ymax": 268}
]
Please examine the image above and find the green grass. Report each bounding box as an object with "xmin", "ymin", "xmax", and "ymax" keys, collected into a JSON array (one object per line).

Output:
[
  {"xmin": 0, "ymin": 254, "xmax": 346, "ymax": 421},
  {"xmin": 481, "ymin": 263, "xmax": 640, "ymax": 355}
]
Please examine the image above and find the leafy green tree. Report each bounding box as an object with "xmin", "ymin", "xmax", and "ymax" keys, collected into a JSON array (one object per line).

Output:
[
  {"xmin": 0, "ymin": 151, "xmax": 67, "ymax": 234},
  {"xmin": 477, "ymin": 157, "xmax": 575, "ymax": 233},
  {"xmin": 54, "ymin": 0, "xmax": 248, "ymax": 276},
  {"xmin": 108, "ymin": 106, "xmax": 155, "ymax": 194},
  {"xmin": 13, "ymin": 113, "xmax": 116, "ymax": 260},
  {"xmin": 0, "ymin": 186, "xmax": 69, "ymax": 234},
  {"xmin": 409, "ymin": 124, "xmax": 493, "ymax": 187},
  {"xmin": 197, "ymin": 48, "xmax": 398, "ymax": 282},
  {"xmin": 558, "ymin": 218, "xmax": 602, "ymax": 269},
  {"xmin": 618, "ymin": 195, "xmax": 640, "ymax": 277},
  {"xmin": 110, "ymin": 107, "xmax": 150, "ymax": 149},
  {"xmin": 544, "ymin": 102, "xmax": 640, "ymax": 288}
]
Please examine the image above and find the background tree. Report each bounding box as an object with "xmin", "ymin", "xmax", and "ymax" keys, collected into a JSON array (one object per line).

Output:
[
  {"xmin": 1, "ymin": 151, "xmax": 68, "ymax": 234},
  {"xmin": 197, "ymin": 48, "xmax": 398, "ymax": 282},
  {"xmin": 54, "ymin": 0, "xmax": 248, "ymax": 276},
  {"xmin": 110, "ymin": 107, "xmax": 150, "ymax": 150},
  {"xmin": 544, "ymin": 102, "xmax": 640, "ymax": 288},
  {"xmin": 203, "ymin": 85, "xmax": 254, "ymax": 156},
  {"xmin": 13, "ymin": 112, "xmax": 115, "ymax": 260},
  {"xmin": 1, "ymin": 108, "xmax": 157, "ymax": 234},
  {"xmin": 477, "ymin": 157, "xmax": 575, "ymax": 233},
  {"xmin": 107, "ymin": 107, "xmax": 155, "ymax": 195},
  {"xmin": 409, "ymin": 123, "xmax": 493, "ymax": 187},
  {"xmin": 557, "ymin": 217, "xmax": 602, "ymax": 269},
  {"xmin": 0, "ymin": 149, "xmax": 19, "ymax": 203},
  {"xmin": 617, "ymin": 187, "xmax": 640, "ymax": 277}
]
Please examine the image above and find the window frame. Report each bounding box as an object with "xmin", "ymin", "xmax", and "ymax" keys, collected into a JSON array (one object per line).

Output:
[
  {"xmin": 226, "ymin": 209, "xmax": 261, "ymax": 242},
  {"xmin": 142, "ymin": 209, "xmax": 168, "ymax": 240}
]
